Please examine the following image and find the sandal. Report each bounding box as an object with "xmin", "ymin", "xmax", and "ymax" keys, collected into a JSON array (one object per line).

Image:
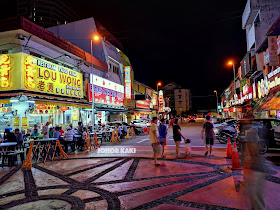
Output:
[
  {"xmin": 204, "ymin": 151, "xmax": 208, "ymax": 157},
  {"xmin": 161, "ymin": 155, "xmax": 166, "ymax": 158},
  {"xmin": 155, "ymin": 163, "xmax": 161, "ymax": 167}
]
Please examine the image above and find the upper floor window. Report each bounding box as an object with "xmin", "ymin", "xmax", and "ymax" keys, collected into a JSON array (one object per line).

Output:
[{"xmin": 178, "ymin": 95, "xmax": 181, "ymax": 99}]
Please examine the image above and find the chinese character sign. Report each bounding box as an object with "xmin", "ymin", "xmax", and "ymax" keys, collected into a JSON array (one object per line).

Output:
[
  {"xmin": 0, "ymin": 55, "xmax": 11, "ymax": 88},
  {"xmin": 159, "ymin": 90, "xmax": 164, "ymax": 112},
  {"xmin": 268, "ymin": 36, "xmax": 279, "ymax": 66},
  {"xmin": 88, "ymin": 84, "xmax": 124, "ymax": 106},
  {"xmin": 124, "ymin": 66, "xmax": 132, "ymax": 99}
]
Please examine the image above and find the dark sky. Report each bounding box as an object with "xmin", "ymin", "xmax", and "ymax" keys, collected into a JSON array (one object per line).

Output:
[
  {"xmin": 2, "ymin": 0, "xmax": 247, "ymax": 96},
  {"xmin": 69, "ymin": 0, "xmax": 248, "ymax": 96}
]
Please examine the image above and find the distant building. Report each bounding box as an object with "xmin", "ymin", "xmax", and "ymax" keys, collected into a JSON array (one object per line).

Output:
[
  {"xmin": 162, "ymin": 82, "xmax": 191, "ymax": 116},
  {"xmin": 17, "ymin": 0, "xmax": 80, "ymax": 28}
]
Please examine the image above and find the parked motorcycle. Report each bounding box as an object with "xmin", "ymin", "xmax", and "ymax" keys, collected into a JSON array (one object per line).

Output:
[{"xmin": 216, "ymin": 125, "xmax": 237, "ymax": 144}]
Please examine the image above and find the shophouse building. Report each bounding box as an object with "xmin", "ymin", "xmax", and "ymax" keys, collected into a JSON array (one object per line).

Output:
[{"xmin": 0, "ymin": 16, "xmax": 110, "ymax": 132}]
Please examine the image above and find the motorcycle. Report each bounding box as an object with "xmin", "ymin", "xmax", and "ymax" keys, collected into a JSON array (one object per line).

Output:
[{"xmin": 216, "ymin": 125, "xmax": 237, "ymax": 144}]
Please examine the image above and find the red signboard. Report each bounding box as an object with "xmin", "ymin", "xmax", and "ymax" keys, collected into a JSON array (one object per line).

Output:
[
  {"xmin": 236, "ymin": 107, "xmax": 243, "ymax": 112},
  {"xmin": 223, "ymin": 107, "xmax": 230, "ymax": 112},
  {"xmin": 136, "ymin": 100, "xmax": 150, "ymax": 109},
  {"xmin": 88, "ymin": 84, "xmax": 124, "ymax": 106}
]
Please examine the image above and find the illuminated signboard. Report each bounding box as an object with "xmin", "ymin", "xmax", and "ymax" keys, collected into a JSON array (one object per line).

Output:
[
  {"xmin": 24, "ymin": 54, "xmax": 83, "ymax": 98},
  {"xmin": 136, "ymin": 100, "xmax": 150, "ymax": 109},
  {"xmin": 124, "ymin": 66, "xmax": 132, "ymax": 99},
  {"xmin": 90, "ymin": 74, "xmax": 124, "ymax": 93},
  {"xmin": 159, "ymin": 90, "xmax": 164, "ymax": 112},
  {"xmin": 88, "ymin": 84, "xmax": 124, "ymax": 106},
  {"xmin": 0, "ymin": 53, "xmax": 83, "ymax": 98}
]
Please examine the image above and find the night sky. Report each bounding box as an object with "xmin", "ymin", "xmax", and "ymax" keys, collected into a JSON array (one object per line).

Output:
[{"xmin": 2, "ymin": 0, "xmax": 247, "ymax": 96}]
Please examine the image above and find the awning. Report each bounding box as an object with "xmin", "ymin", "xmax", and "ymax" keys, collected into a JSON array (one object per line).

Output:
[
  {"xmin": 256, "ymin": 92, "xmax": 280, "ymax": 111},
  {"xmin": 0, "ymin": 92, "xmax": 92, "ymax": 108}
]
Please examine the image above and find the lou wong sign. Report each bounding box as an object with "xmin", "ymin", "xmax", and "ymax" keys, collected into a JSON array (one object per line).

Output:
[
  {"xmin": 88, "ymin": 84, "xmax": 124, "ymax": 106},
  {"xmin": 0, "ymin": 53, "xmax": 83, "ymax": 98}
]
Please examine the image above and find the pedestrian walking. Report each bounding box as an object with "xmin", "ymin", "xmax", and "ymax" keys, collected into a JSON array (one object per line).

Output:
[
  {"xmin": 173, "ymin": 118, "xmax": 185, "ymax": 158},
  {"xmin": 201, "ymin": 115, "xmax": 215, "ymax": 157},
  {"xmin": 150, "ymin": 117, "xmax": 161, "ymax": 166},
  {"xmin": 244, "ymin": 126, "xmax": 267, "ymax": 210},
  {"xmin": 159, "ymin": 118, "xmax": 167, "ymax": 158}
]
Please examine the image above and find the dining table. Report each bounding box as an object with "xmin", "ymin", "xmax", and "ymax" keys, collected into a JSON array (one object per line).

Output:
[{"xmin": 0, "ymin": 142, "xmax": 18, "ymax": 167}]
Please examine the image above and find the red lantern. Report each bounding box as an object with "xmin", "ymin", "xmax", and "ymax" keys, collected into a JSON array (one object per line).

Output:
[
  {"xmin": 36, "ymin": 104, "xmax": 46, "ymax": 110},
  {"xmin": 60, "ymin": 106, "xmax": 68, "ymax": 111}
]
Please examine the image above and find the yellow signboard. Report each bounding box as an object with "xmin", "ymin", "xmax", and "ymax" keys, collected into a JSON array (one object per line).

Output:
[
  {"xmin": 13, "ymin": 117, "xmax": 19, "ymax": 126},
  {"xmin": 22, "ymin": 54, "xmax": 83, "ymax": 98},
  {"xmin": 0, "ymin": 54, "xmax": 22, "ymax": 91},
  {"xmin": 0, "ymin": 53, "xmax": 83, "ymax": 98}
]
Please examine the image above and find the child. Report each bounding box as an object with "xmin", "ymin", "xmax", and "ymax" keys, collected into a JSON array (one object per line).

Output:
[
  {"xmin": 82, "ymin": 127, "xmax": 87, "ymax": 143},
  {"xmin": 184, "ymin": 139, "xmax": 192, "ymax": 157}
]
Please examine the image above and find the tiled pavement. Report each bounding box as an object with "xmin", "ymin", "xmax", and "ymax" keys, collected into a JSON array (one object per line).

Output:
[{"xmin": 0, "ymin": 147, "xmax": 279, "ymax": 210}]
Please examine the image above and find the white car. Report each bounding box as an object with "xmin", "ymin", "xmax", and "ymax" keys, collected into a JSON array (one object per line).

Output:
[{"xmin": 130, "ymin": 120, "xmax": 150, "ymax": 127}]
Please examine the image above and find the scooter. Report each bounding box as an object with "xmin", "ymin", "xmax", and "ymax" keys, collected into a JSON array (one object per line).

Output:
[{"xmin": 216, "ymin": 126, "xmax": 237, "ymax": 144}]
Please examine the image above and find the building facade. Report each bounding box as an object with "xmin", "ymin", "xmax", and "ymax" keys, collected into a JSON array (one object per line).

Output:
[
  {"xmin": 221, "ymin": 0, "xmax": 280, "ymax": 119},
  {"xmin": 162, "ymin": 82, "xmax": 191, "ymax": 116},
  {"xmin": 17, "ymin": 0, "xmax": 80, "ymax": 28}
]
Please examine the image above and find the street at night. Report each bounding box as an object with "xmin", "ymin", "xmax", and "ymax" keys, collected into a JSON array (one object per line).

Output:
[{"xmin": 1, "ymin": 0, "xmax": 280, "ymax": 209}]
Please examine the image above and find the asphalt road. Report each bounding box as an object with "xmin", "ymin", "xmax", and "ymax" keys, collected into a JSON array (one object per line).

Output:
[{"xmin": 103, "ymin": 121, "xmax": 227, "ymax": 148}]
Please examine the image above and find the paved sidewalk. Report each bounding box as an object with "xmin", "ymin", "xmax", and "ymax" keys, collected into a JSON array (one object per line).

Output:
[{"xmin": 0, "ymin": 146, "xmax": 279, "ymax": 209}]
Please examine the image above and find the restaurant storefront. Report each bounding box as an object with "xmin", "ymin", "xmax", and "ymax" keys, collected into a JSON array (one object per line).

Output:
[
  {"xmin": 132, "ymin": 100, "xmax": 156, "ymax": 120},
  {"xmin": 87, "ymin": 74, "xmax": 127, "ymax": 124},
  {"xmin": 0, "ymin": 53, "xmax": 89, "ymax": 132}
]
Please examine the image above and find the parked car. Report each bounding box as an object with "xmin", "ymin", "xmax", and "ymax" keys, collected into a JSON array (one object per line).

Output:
[{"xmin": 130, "ymin": 120, "xmax": 150, "ymax": 127}]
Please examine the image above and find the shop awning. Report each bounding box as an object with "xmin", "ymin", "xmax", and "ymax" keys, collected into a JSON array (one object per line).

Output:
[
  {"xmin": 256, "ymin": 92, "xmax": 280, "ymax": 111},
  {"xmin": 0, "ymin": 92, "xmax": 92, "ymax": 108}
]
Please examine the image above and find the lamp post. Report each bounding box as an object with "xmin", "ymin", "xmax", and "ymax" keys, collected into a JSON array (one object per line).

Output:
[
  {"xmin": 214, "ymin": 90, "xmax": 218, "ymax": 113},
  {"xmin": 91, "ymin": 35, "xmax": 100, "ymax": 129},
  {"xmin": 228, "ymin": 61, "xmax": 236, "ymax": 119},
  {"xmin": 157, "ymin": 82, "xmax": 162, "ymax": 118}
]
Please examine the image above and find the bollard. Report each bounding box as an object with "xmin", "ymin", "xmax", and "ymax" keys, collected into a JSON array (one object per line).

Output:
[
  {"xmin": 110, "ymin": 130, "xmax": 116, "ymax": 143},
  {"xmin": 115, "ymin": 129, "xmax": 121, "ymax": 141},
  {"xmin": 84, "ymin": 132, "xmax": 92, "ymax": 151},
  {"xmin": 22, "ymin": 141, "xmax": 34, "ymax": 170},
  {"xmin": 93, "ymin": 132, "xmax": 100, "ymax": 149},
  {"xmin": 125, "ymin": 128, "xmax": 130, "ymax": 139}
]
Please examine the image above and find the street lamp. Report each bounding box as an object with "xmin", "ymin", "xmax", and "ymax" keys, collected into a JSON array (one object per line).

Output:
[
  {"xmin": 157, "ymin": 82, "xmax": 162, "ymax": 118},
  {"xmin": 91, "ymin": 34, "xmax": 101, "ymax": 129},
  {"xmin": 228, "ymin": 61, "xmax": 236, "ymax": 119},
  {"xmin": 214, "ymin": 90, "xmax": 218, "ymax": 113}
]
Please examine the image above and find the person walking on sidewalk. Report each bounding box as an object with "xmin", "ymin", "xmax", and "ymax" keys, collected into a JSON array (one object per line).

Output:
[
  {"xmin": 173, "ymin": 118, "xmax": 185, "ymax": 159},
  {"xmin": 159, "ymin": 118, "xmax": 167, "ymax": 158},
  {"xmin": 201, "ymin": 115, "xmax": 215, "ymax": 157},
  {"xmin": 150, "ymin": 117, "xmax": 161, "ymax": 166}
]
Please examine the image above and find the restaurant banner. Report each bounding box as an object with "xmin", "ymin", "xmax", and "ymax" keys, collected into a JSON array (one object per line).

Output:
[
  {"xmin": 23, "ymin": 54, "xmax": 83, "ymax": 98},
  {"xmin": 0, "ymin": 53, "xmax": 83, "ymax": 98},
  {"xmin": 88, "ymin": 84, "xmax": 124, "ymax": 106},
  {"xmin": 136, "ymin": 100, "xmax": 150, "ymax": 109}
]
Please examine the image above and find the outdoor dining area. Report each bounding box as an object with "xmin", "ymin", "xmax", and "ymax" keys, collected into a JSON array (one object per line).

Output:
[{"xmin": 0, "ymin": 121, "xmax": 145, "ymax": 168}]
